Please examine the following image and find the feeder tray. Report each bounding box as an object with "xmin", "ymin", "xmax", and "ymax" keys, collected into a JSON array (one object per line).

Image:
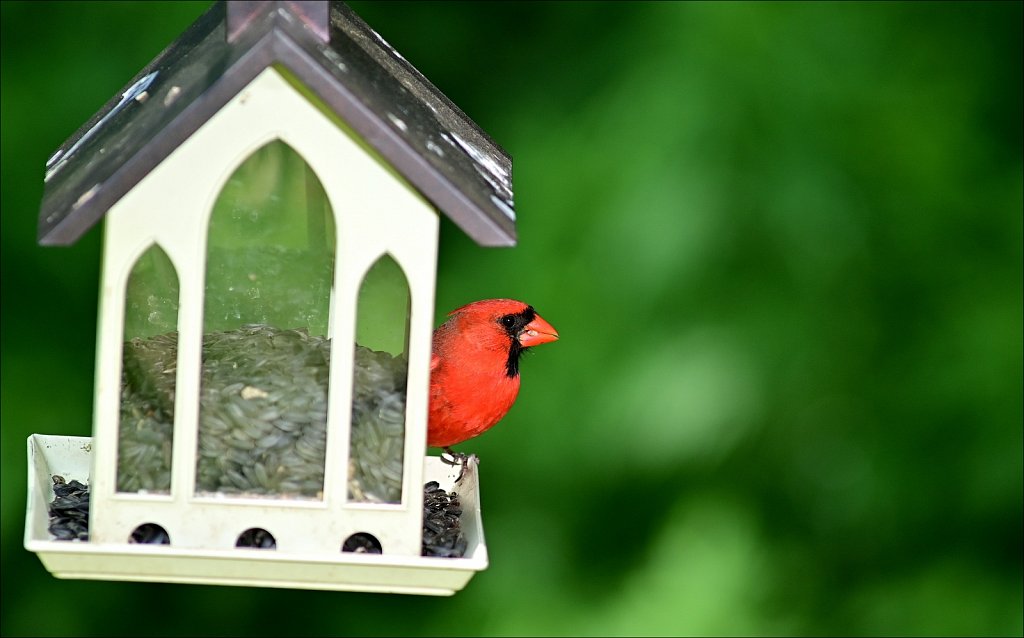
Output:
[{"xmin": 24, "ymin": 434, "xmax": 488, "ymax": 595}]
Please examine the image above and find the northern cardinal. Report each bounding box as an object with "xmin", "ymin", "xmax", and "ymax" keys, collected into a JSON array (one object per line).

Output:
[{"xmin": 428, "ymin": 299, "xmax": 559, "ymax": 472}]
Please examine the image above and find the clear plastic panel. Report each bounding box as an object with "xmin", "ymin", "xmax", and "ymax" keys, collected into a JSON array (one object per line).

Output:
[
  {"xmin": 348, "ymin": 255, "xmax": 409, "ymax": 504},
  {"xmin": 117, "ymin": 244, "xmax": 179, "ymax": 493},
  {"xmin": 196, "ymin": 140, "xmax": 336, "ymax": 498}
]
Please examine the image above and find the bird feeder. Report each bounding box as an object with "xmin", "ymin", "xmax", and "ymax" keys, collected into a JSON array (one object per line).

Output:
[{"xmin": 24, "ymin": 0, "xmax": 517, "ymax": 595}]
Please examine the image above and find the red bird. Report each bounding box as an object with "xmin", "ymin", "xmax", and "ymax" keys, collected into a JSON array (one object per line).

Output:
[{"xmin": 428, "ymin": 299, "xmax": 559, "ymax": 471}]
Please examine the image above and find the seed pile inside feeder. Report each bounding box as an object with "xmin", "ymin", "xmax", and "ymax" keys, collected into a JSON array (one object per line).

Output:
[
  {"xmin": 46, "ymin": 475, "xmax": 468, "ymax": 557},
  {"xmin": 118, "ymin": 324, "xmax": 407, "ymax": 502}
]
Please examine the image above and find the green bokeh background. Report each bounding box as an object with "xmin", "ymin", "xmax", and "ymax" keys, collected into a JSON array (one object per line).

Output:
[{"xmin": 2, "ymin": 1, "xmax": 1021, "ymax": 635}]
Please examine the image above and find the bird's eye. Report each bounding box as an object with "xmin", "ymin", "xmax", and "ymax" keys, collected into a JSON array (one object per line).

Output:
[{"xmin": 500, "ymin": 315, "xmax": 516, "ymax": 329}]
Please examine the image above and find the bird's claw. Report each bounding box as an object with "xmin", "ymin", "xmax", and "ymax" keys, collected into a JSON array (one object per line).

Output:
[{"xmin": 440, "ymin": 447, "xmax": 479, "ymax": 484}]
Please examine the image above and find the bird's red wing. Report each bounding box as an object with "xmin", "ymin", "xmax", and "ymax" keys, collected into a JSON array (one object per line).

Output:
[{"xmin": 430, "ymin": 352, "xmax": 441, "ymax": 372}]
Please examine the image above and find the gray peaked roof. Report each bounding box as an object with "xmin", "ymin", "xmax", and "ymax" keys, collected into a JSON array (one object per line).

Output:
[{"xmin": 38, "ymin": 1, "xmax": 516, "ymax": 246}]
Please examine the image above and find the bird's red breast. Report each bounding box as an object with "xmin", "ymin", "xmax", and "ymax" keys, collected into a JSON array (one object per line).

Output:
[{"xmin": 427, "ymin": 299, "xmax": 558, "ymax": 448}]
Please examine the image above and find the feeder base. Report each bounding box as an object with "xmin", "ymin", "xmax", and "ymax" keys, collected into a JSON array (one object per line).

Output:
[{"xmin": 24, "ymin": 434, "xmax": 488, "ymax": 595}]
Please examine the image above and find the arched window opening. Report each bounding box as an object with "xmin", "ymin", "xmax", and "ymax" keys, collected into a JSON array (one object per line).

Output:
[
  {"xmin": 117, "ymin": 243, "xmax": 179, "ymax": 494},
  {"xmin": 236, "ymin": 528, "xmax": 277, "ymax": 549},
  {"xmin": 130, "ymin": 523, "xmax": 171, "ymax": 545},
  {"xmin": 196, "ymin": 140, "xmax": 336, "ymax": 499},
  {"xmin": 348, "ymin": 254, "xmax": 410, "ymax": 504},
  {"xmin": 341, "ymin": 532, "xmax": 382, "ymax": 554}
]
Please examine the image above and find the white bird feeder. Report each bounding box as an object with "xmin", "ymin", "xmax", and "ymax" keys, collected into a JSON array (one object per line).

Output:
[{"xmin": 24, "ymin": 0, "xmax": 517, "ymax": 596}]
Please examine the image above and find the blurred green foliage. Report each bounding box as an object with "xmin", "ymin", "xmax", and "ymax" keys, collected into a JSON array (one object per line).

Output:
[
  {"xmin": 123, "ymin": 244, "xmax": 179, "ymax": 339},
  {"xmin": 205, "ymin": 140, "xmax": 336, "ymax": 337},
  {"xmin": 1, "ymin": 1, "xmax": 1020, "ymax": 636}
]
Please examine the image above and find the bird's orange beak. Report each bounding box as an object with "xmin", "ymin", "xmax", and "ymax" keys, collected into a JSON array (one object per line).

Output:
[{"xmin": 519, "ymin": 314, "xmax": 559, "ymax": 347}]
